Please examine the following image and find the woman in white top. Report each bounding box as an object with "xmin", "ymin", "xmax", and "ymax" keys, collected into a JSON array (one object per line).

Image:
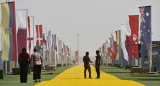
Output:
[{"xmin": 31, "ymin": 48, "xmax": 43, "ymax": 82}]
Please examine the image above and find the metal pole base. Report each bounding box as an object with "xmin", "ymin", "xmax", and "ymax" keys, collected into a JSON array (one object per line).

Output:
[{"xmin": 147, "ymin": 72, "xmax": 156, "ymax": 74}]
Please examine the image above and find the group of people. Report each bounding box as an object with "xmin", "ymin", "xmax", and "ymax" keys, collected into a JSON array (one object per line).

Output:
[
  {"xmin": 18, "ymin": 48, "xmax": 100, "ymax": 83},
  {"xmin": 18, "ymin": 48, "xmax": 43, "ymax": 83},
  {"xmin": 83, "ymin": 50, "xmax": 101, "ymax": 79}
]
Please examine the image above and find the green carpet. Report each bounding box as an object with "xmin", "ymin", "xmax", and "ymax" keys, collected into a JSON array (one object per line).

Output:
[
  {"xmin": 100, "ymin": 65, "xmax": 160, "ymax": 86},
  {"xmin": 0, "ymin": 66, "xmax": 72, "ymax": 86}
]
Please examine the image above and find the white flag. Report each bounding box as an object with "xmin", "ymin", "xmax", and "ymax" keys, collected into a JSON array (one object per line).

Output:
[{"xmin": 120, "ymin": 20, "xmax": 131, "ymax": 61}]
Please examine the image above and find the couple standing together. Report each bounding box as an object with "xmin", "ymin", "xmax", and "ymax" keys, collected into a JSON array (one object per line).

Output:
[
  {"xmin": 83, "ymin": 50, "xmax": 101, "ymax": 79},
  {"xmin": 18, "ymin": 48, "xmax": 43, "ymax": 83}
]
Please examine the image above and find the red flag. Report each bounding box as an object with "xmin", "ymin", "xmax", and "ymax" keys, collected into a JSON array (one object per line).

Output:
[
  {"xmin": 36, "ymin": 25, "xmax": 43, "ymax": 46},
  {"xmin": 17, "ymin": 10, "xmax": 27, "ymax": 57},
  {"xmin": 51, "ymin": 34, "xmax": 54, "ymax": 50},
  {"xmin": 111, "ymin": 34, "xmax": 117, "ymax": 61},
  {"xmin": 125, "ymin": 36, "xmax": 132, "ymax": 61},
  {"xmin": 11, "ymin": 2, "xmax": 17, "ymax": 61},
  {"xmin": 36, "ymin": 25, "xmax": 39, "ymax": 46},
  {"xmin": 27, "ymin": 17, "xmax": 34, "ymax": 56},
  {"xmin": 129, "ymin": 15, "xmax": 139, "ymax": 60}
]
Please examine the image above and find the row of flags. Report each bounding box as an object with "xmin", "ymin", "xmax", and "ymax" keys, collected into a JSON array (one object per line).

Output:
[
  {"xmin": 99, "ymin": 6, "xmax": 151, "ymax": 66},
  {"xmin": 0, "ymin": 1, "xmax": 72, "ymax": 65}
]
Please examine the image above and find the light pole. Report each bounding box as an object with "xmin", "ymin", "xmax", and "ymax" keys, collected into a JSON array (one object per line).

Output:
[{"xmin": 76, "ymin": 34, "xmax": 80, "ymax": 65}]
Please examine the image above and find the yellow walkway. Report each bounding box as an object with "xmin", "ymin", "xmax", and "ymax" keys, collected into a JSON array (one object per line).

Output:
[{"xmin": 35, "ymin": 65, "xmax": 145, "ymax": 86}]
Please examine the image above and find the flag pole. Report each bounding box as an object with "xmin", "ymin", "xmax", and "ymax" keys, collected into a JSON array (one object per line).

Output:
[{"xmin": 149, "ymin": 5, "xmax": 153, "ymax": 73}]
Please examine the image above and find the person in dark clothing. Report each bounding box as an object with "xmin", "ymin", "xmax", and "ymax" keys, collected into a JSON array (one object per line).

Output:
[
  {"xmin": 83, "ymin": 52, "xmax": 93, "ymax": 79},
  {"xmin": 95, "ymin": 50, "xmax": 101, "ymax": 79},
  {"xmin": 18, "ymin": 48, "xmax": 31, "ymax": 83}
]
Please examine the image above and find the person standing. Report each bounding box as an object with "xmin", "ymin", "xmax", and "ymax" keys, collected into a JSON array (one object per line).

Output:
[
  {"xmin": 18, "ymin": 48, "xmax": 31, "ymax": 83},
  {"xmin": 83, "ymin": 52, "xmax": 93, "ymax": 79},
  {"xmin": 31, "ymin": 48, "xmax": 43, "ymax": 82},
  {"xmin": 95, "ymin": 50, "xmax": 101, "ymax": 79}
]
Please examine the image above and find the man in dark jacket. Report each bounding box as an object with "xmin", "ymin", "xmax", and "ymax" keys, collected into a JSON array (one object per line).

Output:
[
  {"xmin": 18, "ymin": 48, "xmax": 31, "ymax": 83},
  {"xmin": 95, "ymin": 50, "xmax": 101, "ymax": 79},
  {"xmin": 83, "ymin": 52, "xmax": 93, "ymax": 79}
]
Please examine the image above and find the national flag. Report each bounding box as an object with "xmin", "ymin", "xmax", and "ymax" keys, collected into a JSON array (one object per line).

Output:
[
  {"xmin": 125, "ymin": 20, "xmax": 133, "ymax": 61},
  {"xmin": 125, "ymin": 36, "xmax": 132, "ymax": 61},
  {"xmin": 27, "ymin": 16, "xmax": 34, "ymax": 56},
  {"xmin": 120, "ymin": 21, "xmax": 131, "ymax": 61},
  {"xmin": 54, "ymin": 34, "xmax": 56, "ymax": 50},
  {"xmin": 47, "ymin": 30, "xmax": 51, "ymax": 62},
  {"xmin": 68, "ymin": 48, "xmax": 70, "ymax": 56},
  {"xmin": 51, "ymin": 34, "xmax": 54, "ymax": 50},
  {"xmin": 57, "ymin": 38, "xmax": 60, "ymax": 64},
  {"xmin": 109, "ymin": 37, "xmax": 113, "ymax": 59},
  {"xmin": 111, "ymin": 33, "xmax": 117, "ymax": 61},
  {"xmin": 64, "ymin": 44, "xmax": 66, "ymax": 55},
  {"xmin": 43, "ymin": 28, "xmax": 47, "ymax": 48},
  {"xmin": 59, "ymin": 40, "xmax": 62, "ymax": 54},
  {"xmin": 16, "ymin": 9, "xmax": 28, "ymax": 57},
  {"xmin": 36, "ymin": 25, "xmax": 43, "ymax": 46},
  {"xmin": 115, "ymin": 30, "xmax": 121, "ymax": 60},
  {"xmin": 103, "ymin": 43, "xmax": 107, "ymax": 62},
  {"xmin": 106, "ymin": 40, "xmax": 110, "ymax": 60},
  {"xmin": 75, "ymin": 51, "xmax": 78, "ymax": 62},
  {"xmin": 129, "ymin": 15, "xmax": 139, "ymax": 59},
  {"xmin": 1, "ymin": 2, "xmax": 17, "ymax": 61},
  {"xmin": 139, "ymin": 6, "xmax": 151, "ymax": 57}
]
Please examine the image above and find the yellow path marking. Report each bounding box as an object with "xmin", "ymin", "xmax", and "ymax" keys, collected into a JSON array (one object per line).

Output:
[{"xmin": 35, "ymin": 65, "xmax": 145, "ymax": 86}]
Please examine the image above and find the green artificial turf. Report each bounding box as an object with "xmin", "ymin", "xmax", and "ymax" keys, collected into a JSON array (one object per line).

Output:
[
  {"xmin": 0, "ymin": 65, "xmax": 72, "ymax": 86},
  {"xmin": 100, "ymin": 65, "xmax": 160, "ymax": 86},
  {"xmin": 1, "ymin": 65, "xmax": 160, "ymax": 86}
]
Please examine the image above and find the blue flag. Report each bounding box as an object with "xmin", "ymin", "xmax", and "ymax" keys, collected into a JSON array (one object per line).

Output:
[{"xmin": 139, "ymin": 6, "xmax": 151, "ymax": 56}]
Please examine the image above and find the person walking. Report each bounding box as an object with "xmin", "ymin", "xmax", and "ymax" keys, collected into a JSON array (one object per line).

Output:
[
  {"xmin": 18, "ymin": 48, "xmax": 31, "ymax": 83},
  {"xmin": 31, "ymin": 48, "xmax": 43, "ymax": 82},
  {"xmin": 95, "ymin": 50, "xmax": 101, "ymax": 79},
  {"xmin": 83, "ymin": 52, "xmax": 93, "ymax": 79}
]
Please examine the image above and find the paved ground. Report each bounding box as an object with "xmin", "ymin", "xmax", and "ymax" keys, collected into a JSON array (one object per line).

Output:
[{"xmin": 35, "ymin": 65, "xmax": 145, "ymax": 86}]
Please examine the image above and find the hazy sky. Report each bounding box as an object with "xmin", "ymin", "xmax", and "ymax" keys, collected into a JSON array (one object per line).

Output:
[{"xmin": 0, "ymin": 0, "xmax": 160, "ymax": 60}]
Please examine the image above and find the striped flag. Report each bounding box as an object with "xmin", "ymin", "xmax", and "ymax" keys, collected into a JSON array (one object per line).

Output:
[
  {"xmin": 36, "ymin": 25, "xmax": 43, "ymax": 46},
  {"xmin": 116, "ymin": 30, "xmax": 121, "ymax": 60},
  {"xmin": 1, "ymin": 2, "xmax": 17, "ymax": 61},
  {"xmin": 16, "ymin": 9, "xmax": 28, "ymax": 58}
]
